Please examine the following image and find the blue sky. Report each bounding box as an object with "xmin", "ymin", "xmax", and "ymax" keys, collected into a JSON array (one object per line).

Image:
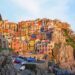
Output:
[{"xmin": 0, "ymin": 0, "xmax": 75, "ymax": 31}]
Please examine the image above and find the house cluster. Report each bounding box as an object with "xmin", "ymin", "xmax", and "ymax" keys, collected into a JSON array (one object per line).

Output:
[{"xmin": 0, "ymin": 19, "xmax": 70, "ymax": 56}]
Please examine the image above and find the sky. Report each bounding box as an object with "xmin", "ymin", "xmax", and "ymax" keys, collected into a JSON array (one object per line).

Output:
[{"xmin": 0, "ymin": 0, "xmax": 75, "ymax": 31}]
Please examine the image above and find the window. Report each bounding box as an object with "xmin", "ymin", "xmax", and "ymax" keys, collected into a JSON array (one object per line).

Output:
[{"xmin": 3, "ymin": 35, "xmax": 5, "ymax": 38}]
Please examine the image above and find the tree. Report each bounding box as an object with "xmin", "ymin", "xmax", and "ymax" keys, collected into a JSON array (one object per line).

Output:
[{"xmin": 0, "ymin": 14, "xmax": 2, "ymax": 21}]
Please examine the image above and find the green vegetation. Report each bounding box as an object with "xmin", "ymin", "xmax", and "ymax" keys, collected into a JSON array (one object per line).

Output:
[
  {"xmin": 63, "ymin": 29, "xmax": 68, "ymax": 36},
  {"xmin": 63, "ymin": 29, "xmax": 75, "ymax": 49},
  {"xmin": 66, "ymin": 37, "xmax": 75, "ymax": 49},
  {"xmin": 0, "ymin": 14, "xmax": 2, "ymax": 21},
  {"xmin": 0, "ymin": 47, "xmax": 13, "ymax": 52},
  {"xmin": 0, "ymin": 47, "xmax": 7, "ymax": 52}
]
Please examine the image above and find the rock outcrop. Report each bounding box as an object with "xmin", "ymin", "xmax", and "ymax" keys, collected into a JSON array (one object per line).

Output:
[
  {"xmin": 0, "ymin": 51, "xmax": 17, "ymax": 75},
  {"xmin": 46, "ymin": 20, "xmax": 75, "ymax": 64}
]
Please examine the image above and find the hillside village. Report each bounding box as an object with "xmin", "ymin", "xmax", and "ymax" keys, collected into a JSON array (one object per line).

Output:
[{"xmin": 0, "ymin": 15, "xmax": 75, "ymax": 65}]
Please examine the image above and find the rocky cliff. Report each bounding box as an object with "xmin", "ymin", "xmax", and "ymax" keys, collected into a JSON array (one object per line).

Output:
[{"xmin": 46, "ymin": 19, "xmax": 75, "ymax": 64}]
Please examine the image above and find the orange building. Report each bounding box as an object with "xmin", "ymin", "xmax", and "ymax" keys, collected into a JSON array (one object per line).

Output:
[{"xmin": 11, "ymin": 39, "xmax": 23, "ymax": 52}]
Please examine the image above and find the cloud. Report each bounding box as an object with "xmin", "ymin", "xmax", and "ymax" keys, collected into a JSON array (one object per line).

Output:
[
  {"xmin": 39, "ymin": 0, "xmax": 70, "ymax": 21},
  {"xmin": 10, "ymin": 0, "xmax": 71, "ymax": 22},
  {"xmin": 10, "ymin": 0, "xmax": 40, "ymax": 15},
  {"xmin": 10, "ymin": 0, "xmax": 70, "ymax": 19}
]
